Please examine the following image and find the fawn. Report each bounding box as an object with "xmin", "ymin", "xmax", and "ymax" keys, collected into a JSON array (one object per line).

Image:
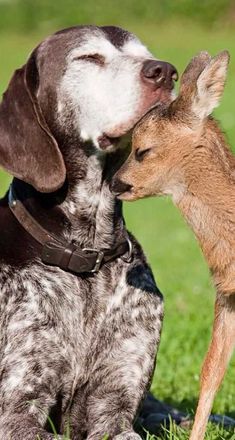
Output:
[{"xmin": 111, "ymin": 50, "xmax": 235, "ymax": 440}]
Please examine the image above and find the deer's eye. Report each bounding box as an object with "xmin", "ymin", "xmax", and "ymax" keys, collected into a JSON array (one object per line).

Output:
[
  {"xmin": 73, "ymin": 53, "xmax": 105, "ymax": 65},
  {"xmin": 135, "ymin": 148, "xmax": 152, "ymax": 162}
]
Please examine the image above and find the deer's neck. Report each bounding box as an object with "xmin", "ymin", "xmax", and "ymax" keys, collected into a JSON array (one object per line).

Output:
[{"xmin": 174, "ymin": 120, "xmax": 235, "ymax": 295}]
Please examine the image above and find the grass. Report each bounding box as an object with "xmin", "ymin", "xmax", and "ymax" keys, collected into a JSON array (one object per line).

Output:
[
  {"xmin": 155, "ymin": 421, "xmax": 235, "ymax": 440},
  {"xmin": 0, "ymin": 19, "xmax": 235, "ymax": 439}
]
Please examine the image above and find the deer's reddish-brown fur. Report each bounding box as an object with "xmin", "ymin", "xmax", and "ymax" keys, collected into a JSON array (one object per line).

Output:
[{"xmin": 113, "ymin": 50, "xmax": 235, "ymax": 440}]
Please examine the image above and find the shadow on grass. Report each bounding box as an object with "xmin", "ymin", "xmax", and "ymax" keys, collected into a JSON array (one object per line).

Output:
[
  {"xmin": 137, "ymin": 394, "xmax": 235, "ymax": 440},
  {"xmin": 153, "ymin": 395, "xmax": 235, "ymax": 420}
]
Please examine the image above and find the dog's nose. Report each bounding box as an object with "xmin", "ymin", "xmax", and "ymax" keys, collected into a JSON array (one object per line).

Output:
[
  {"xmin": 141, "ymin": 60, "xmax": 178, "ymax": 87},
  {"xmin": 110, "ymin": 178, "xmax": 133, "ymax": 195}
]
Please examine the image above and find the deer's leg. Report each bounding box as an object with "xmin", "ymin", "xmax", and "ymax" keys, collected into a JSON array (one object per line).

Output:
[{"xmin": 190, "ymin": 293, "xmax": 235, "ymax": 440}]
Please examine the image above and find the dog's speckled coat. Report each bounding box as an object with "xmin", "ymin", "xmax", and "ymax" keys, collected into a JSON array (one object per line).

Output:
[{"xmin": 0, "ymin": 25, "xmax": 175, "ymax": 439}]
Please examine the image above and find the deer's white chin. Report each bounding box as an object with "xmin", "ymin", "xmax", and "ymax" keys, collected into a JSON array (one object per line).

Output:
[{"xmin": 117, "ymin": 190, "xmax": 136, "ymax": 201}]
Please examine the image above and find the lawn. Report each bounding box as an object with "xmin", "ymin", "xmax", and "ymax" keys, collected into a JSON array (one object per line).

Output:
[{"xmin": 0, "ymin": 20, "xmax": 235, "ymax": 439}]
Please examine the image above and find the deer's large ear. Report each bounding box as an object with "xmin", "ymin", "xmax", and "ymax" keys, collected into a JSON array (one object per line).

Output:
[
  {"xmin": 191, "ymin": 50, "xmax": 230, "ymax": 119},
  {"xmin": 172, "ymin": 51, "xmax": 230, "ymax": 122},
  {"xmin": 180, "ymin": 51, "xmax": 212, "ymax": 94},
  {"xmin": 0, "ymin": 50, "xmax": 66, "ymax": 193}
]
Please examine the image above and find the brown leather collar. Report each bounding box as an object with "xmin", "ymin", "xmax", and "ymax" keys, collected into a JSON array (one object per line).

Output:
[{"xmin": 8, "ymin": 184, "xmax": 133, "ymax": 275}]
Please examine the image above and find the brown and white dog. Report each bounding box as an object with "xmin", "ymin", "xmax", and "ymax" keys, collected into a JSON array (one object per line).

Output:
[{"xmin": 0, "ymin": 26, "xmax": 177, "ymax": 439}]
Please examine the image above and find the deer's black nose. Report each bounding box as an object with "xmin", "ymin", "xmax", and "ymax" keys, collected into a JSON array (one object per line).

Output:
[
  {"xmin": 110, "ymin": 178, "xmax": 133, "ymax": 195},
  {"xmin": 141, "ymin": 60, "xmax": 178, "ymax": 88}
]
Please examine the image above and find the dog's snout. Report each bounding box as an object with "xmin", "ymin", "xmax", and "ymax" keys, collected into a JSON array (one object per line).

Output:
[
  {"xmin": 110, "ymin": 178, "xmax": 133, "ymax": 195},
  {"xmin": 142, "ymin": 60, "xmax": 178, "ymax": 87}
]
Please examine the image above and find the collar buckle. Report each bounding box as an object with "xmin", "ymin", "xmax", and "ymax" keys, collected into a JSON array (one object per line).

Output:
[{"xmin": 83, "ymin": 248, "xmax": 105, "ymax": 273}]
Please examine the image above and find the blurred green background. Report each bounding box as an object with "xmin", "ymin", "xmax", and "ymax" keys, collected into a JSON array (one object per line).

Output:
[{"xmin": 0, "ymin": 1, "xmax": 235, "ymax": 438}]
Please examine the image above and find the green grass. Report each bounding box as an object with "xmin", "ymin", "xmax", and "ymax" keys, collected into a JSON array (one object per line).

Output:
[{"xmin": 0, "ymin": 20, "xmax": 235, "ymax": 439}]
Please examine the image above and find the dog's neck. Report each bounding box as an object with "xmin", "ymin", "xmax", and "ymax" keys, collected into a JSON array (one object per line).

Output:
[
  {"xmin": 61, "ymin": 148, "xmax": 125, "ymax": 248},
  {"xmin": 13, "ymin": 143, "xmax": 126, "ymax": 249}
]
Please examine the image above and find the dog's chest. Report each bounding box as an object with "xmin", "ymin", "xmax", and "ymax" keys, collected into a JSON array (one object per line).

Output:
[
  {"xmin": 0, "ymin": 253, "xmax": 162, "ymax": 421},
  {"xmin": 0, "ymin": 261, "xmax": 141, "ymax": 367}
]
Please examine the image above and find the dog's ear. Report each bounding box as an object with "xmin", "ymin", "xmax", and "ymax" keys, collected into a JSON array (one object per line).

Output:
[{"xmin": 0, "ymin": 50, "xmax": 66, "ymax": 193}]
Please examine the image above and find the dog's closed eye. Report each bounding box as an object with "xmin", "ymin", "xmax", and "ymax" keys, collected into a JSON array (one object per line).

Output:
[{"xmin": 72, "ymin": 53, "xmax": 105, "ymax": 66}]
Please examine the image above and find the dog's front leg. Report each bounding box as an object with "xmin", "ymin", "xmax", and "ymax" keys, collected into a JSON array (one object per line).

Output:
[
  {"xmin": 85, "ymin": 336, "xmax": 158, "ymax": 440},
  {"xmin": 0, "ymin": 413, "xmax": 62, "ymax": 440},
  {"xmin": 0, "ymin": 325, "xmax": 66, "ymax": 440},
  {"xmin": 84, "ymin": 264, "xmax": 164, "ymax": 440}
]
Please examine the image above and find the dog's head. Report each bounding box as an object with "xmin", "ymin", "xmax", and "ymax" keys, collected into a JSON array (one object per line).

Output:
[{"xmin": 0, "ymin": 25, "xmax": 177, "ymax": 193}]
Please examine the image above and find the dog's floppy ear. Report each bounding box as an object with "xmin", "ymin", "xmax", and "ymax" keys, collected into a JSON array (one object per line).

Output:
[{"xmin": 0, "ymin": 50, "xmax": 66, "ymax": 193}]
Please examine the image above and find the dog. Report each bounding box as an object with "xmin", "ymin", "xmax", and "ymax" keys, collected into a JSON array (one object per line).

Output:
[{"xmin": 0, "ymin": 25, "xmax": 177, "ymax": 439}]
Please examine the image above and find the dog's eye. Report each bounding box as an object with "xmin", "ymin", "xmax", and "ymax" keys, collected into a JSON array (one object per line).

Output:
[
  {"xmin": 73, "ymin": 54, "xmax": 105, "ymax": 65},
  {"xmin": 135, "ymin": 148, "xmax": 151, "ymax": 162}
]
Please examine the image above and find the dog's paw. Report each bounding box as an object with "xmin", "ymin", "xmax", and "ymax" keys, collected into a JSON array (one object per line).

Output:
[
  {"xmin": 113, "ymin": 431, "xmax": 141, "ymax": 440},
  {"xmin": 49, "ymin": 435, "xmax": 64, "ymax": 440},
  {"xmin": 50, "ymin": 435, "xmax": 64, "ymax": 440}
]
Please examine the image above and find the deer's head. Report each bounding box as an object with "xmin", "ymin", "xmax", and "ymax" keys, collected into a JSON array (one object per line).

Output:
[{"xmin": 111, "ymin": 50, "xmax": 230, "ymax": 201}]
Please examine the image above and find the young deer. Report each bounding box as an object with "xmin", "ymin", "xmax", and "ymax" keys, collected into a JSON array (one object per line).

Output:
[{"xmin": 111, "ymin": 50, "xmax": 235, "ymax": 440}]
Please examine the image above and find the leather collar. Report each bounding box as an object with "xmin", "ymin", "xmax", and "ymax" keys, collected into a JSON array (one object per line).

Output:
[{"xmin": 8, "ymin": 184, "xmax": 133, "ymax": 275}]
